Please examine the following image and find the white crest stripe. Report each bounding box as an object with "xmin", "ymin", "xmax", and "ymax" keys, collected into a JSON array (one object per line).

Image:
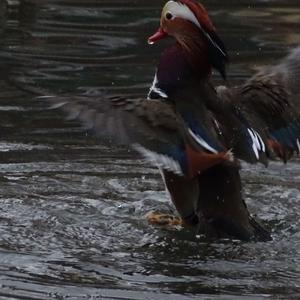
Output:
[
  {"xmin": 148, "ymin": 73, "xmax": 168, "ymax": 99},
  {"xmin": 297, "ymin": 138, "xmax": 300, "ymax": 153},
  {"xmin": 247, "ymin": 128, "xmax": 260, "ymax": 159},
  {"xmin": 255, "ymin": 130, "xmax": 266, "ymax": 152},
  {"xmin": 166, "ymin": 1, "xmax": 201, "ymax": 29},
  {"xmin": 188, "ymin": 128, "xmax": 218, "ymax": 154}
]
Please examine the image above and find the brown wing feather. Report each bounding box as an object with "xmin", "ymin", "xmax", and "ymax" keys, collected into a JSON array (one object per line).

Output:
[
  {"xmin": 217, "ymin": 47, "xmax": 300, "ymax": 163},
  {"xmin": 47, "ymin": 95, "xmax": 191, "ymax": 176}
]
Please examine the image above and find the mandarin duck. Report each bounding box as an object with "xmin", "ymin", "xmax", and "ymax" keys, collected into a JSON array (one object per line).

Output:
[{"xmin": 47, "ymin": 0, "xmax": 300, "ymax": 241}]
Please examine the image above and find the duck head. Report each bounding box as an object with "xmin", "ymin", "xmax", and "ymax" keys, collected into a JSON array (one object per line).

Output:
[{"xmin": 148, "ymin": 0, "xmax": 228, "ymax": 79}]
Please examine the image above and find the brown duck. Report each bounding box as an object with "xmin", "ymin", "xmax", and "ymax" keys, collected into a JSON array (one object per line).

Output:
[{"xmin": 48, "ymin": 0, "xmax": 300, "ymax": 241}]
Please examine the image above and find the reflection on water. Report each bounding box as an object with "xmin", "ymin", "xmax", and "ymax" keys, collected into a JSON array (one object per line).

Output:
[{"xmin": 0, "ymin": 0, "xmax": 299, "ymax": 299}]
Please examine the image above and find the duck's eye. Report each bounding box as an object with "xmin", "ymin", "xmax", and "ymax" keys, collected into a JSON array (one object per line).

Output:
[{"xmin": 165, "ymin": 12, "xmax": 173, "ymax": 20}]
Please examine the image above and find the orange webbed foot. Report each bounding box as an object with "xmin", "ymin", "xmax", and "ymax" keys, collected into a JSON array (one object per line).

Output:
[{"xmin": 145, "ymin": 211, "xmax": 183, "ymax": 227}]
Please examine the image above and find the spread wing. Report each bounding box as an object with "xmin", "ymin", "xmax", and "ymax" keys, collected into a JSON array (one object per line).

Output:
[
  {"xmin": 217, "ymin": 46, "xmax": 300, "ymax": 164},
  {"xmin": 47, "ymin": 96, "xmax": 189, "ymax": 176},
  {"xmin": 46, "ymin": 95, "xmax": 232, "ymax": 177}
]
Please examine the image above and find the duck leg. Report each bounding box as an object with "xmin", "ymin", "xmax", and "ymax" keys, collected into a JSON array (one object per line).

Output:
[
  {"xmin": 145, "ymin": 169, "xmax": 200, "ymax": 227},
  {"xmin": 196, "ymin": 162, "xmax": 271, "ymax": 241},
  {"xmin": 161, "ymin": 170, "xmax": 201, "ymax": 227}
]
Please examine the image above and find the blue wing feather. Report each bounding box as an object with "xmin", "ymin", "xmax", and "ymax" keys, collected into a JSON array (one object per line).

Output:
[
  {"xmin": 270, "ymin": 119, "xmax": 300, "ymax": 152},
  {"xmin": 181, "ymin": 111, "xmax": 223, "ymax": 152}
]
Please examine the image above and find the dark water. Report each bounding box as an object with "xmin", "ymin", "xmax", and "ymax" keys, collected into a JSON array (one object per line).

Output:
[{"xmin": 0, "ymin": 0, "xmax": 299, "ymax": 299}]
